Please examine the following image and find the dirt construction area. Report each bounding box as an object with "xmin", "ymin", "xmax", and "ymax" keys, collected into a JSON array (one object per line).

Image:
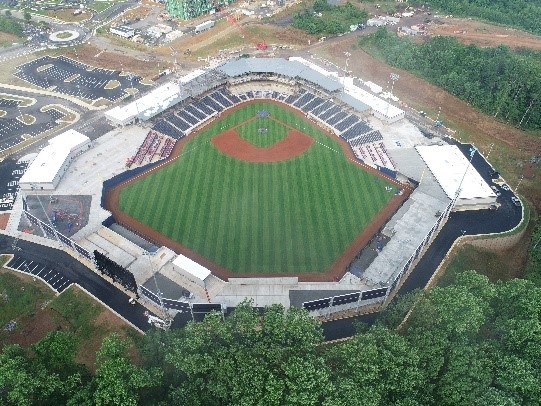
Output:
[{"xmin": 426, "ymin": 18, "xmax": 541, "ymax": 50}]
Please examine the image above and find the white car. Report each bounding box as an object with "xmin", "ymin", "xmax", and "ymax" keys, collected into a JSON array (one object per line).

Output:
[
  {"xmin": 511, "ymin": 196, "xmax": 521, "ymax": 207},
  {"xmin": 501, "ymin": 184, "xmax": 510, "ymax": 191}
]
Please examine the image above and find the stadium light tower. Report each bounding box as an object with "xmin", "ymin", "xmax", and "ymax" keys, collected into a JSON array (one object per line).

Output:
[
  {"xmin": 142, "ymin": 251, "xmax": 169, "ymax": 325},
  {"xmin": 344, "ymin": 51, "xmax": 351, "ymax": 74},
  {"xmin": 515, "ymin": 175, "xmax": 524, "ymax": 193},
  {"xmin": 451, "ymin": 145, "xmax": 477, "ymax": 211},
  {"xmin": 389, "ymin": 72, "xmax": 399, "ymax": 97}
]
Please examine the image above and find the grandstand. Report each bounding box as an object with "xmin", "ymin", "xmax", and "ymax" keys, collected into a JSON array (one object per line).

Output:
[{"xmin": 92, "ymin": 56, "xmax": 501, "ymax": 313}]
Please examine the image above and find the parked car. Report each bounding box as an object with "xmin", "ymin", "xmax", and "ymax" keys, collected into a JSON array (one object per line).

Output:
[
  {"xmin": 511, "ymin": 196, "xmax": 521, "ymax": 207},
  {"xmin": 491, "ymin": 185, "xmax": 501, "ymax": 196},
  {"xmin": 501, "ymin": 184, "xmax": 510, "ymax": 191}
]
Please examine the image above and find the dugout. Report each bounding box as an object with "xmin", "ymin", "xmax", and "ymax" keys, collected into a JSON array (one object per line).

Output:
[{"xmin": 172, "ymin": 254, "xmax": 211, "ymax": 288}]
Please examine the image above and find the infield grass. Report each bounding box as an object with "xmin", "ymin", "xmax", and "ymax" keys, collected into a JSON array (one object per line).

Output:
[
  {"xmin": 119, "ymin": 102, "xmax": 394, "ymax": 273},
  {"xmin": 237, "ymin": 117, "xmax": 288, "ymax": 147}
]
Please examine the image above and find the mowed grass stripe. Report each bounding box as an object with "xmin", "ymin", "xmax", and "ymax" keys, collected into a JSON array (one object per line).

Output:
[{"xmin": 119, "ymin": 102, "xmax": 395, "ymax": 273}]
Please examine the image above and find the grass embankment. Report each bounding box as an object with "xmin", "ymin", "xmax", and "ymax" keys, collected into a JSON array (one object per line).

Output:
[{"xmin": 0, "ymin": 262, "xmax": 135, "ymax": 370}]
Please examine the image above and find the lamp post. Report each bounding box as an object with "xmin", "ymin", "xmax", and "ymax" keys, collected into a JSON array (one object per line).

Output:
[
  {"xmin": 28, "ymin": 185, "xmax": 61, "ymax": 247},
  {"xmin": 515, "ymin": 175, "xmax": 524, "ymax": 193},
  {"xmin": 485, "ymin": 143, "xmax": 494, "ymax": 160}
]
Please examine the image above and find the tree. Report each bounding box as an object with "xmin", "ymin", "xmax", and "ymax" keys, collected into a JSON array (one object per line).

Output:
[
  {"xmin": 165, "ymin": 301, "xmax": 328, "ymax": 405},
  {"xmin": 93, "ymin": 334, "xmax": 162, "ymax": 406},
  {"xmin": 23, "ymin": 10, "xmax": 31, "ymax": 22}
]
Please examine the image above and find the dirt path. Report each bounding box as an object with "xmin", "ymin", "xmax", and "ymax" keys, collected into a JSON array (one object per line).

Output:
[{"xmin": 427, "ymin": 18, "xmax": 541, "ymax": 50}]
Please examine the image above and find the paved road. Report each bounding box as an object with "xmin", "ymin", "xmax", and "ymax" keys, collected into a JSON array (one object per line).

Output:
[{"xmin": 0, "ymin": 234, "xmax": 154, "ymax": 332}]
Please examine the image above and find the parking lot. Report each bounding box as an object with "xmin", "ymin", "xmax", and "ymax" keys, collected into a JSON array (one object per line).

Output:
[
  {"xmin": 0, "ymin": 158, "xmax": 28, "ymax": 212},
  {"xmin": 14, "ymin": 55, "xmax": 150, "ymax": 102},
  {"xmin": 6, "ymin": 254, "xmax": 72, "ymax": 293},
  {"xmin": 0, "ymin": 94, "xmax": 68, "ymax": 151}
]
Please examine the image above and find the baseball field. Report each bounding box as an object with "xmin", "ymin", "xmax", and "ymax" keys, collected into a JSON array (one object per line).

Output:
[{"xmin": 118, "ymin": 102, "xmax": 396, "ymax": 274}]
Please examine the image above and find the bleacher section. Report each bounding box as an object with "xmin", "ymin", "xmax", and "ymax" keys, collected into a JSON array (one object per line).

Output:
[
  {"xmin": 184, "ymin": 105, "xmax": 206, "ymax": 120},
  {"xmin": 334, "ymin": 114, "xmax": 359, "ymax": 132},
  {"xmin": 340, "ymin": 122, "xmax": 373, "ymax": 141},
  {"xmin": 153, "ymin": 120, "xmax": 184, "ymax": 139},
  {"xmin": 301, "ymin": 97, "xmax": 324, "ymax": 113},
  {"xmin": 293, "ymin": 92, "xmax": 315, "ymax": 109},
  {"xmin": 319, "ymin": 106, "xmax": 341, "ymax": 121},
  {"xmin": 349, "ymin": 130, "xmax": 383, "ymax": 146},
  {"xmin": 311, "ymin": 100, "xmax": 333, "ymax": 116},
  {"xmin": 152, "ymin": 88, "xmax": 243, "ymax": 138},
  {"xmin": 148, "ymin": 85, "xmax": 395, "ymax": 172},
  {"xmin": 166, "ymin": 114, "xmax": 190, "ymax": 131},
  {"xmin": 326, "ymin": 112, "xmax": 348, "ymax": 126}
]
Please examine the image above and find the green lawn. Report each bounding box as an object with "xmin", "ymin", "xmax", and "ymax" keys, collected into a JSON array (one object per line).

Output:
[{"xmin": 119, "ymin": 102, "xmax": 394, "ymax": 273}]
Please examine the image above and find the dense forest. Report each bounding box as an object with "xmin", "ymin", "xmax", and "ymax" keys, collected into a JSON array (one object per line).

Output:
[
  {"xmin": 359, "ymin": 28, "xmax": 541, "ymax": 131},
  {"xmin": 292, "ymin": 0, "xmax": 367, "ymax": 35},
  {"xmin": 422, "ymin": 0, "xmax": 541, "ymax": 35},
  {"xmin": 2, "ymin": 219, "xmax": 541, "ymax": 406}
]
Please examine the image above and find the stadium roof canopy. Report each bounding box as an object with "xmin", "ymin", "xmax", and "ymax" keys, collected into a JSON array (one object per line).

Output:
[
  {"xmin": 217, "ymin": 58, "xmax": 343, "ymax": 92},
  {"xmin": 104, "ymin": 82, "xmax": 187, "ymax": 126},
  {"xmin": 343, "ymin": 77, "xmax": 404, "ymax": 123},
  {"xmin": 172, "ymin": 254, "xmax": 211, "ymax": 282},
  {"xmin": 416, "ymin": 145, "xmax": 496, "ymax": 201},
  {"xmin": 336, "ymin": 92, "xmax": 371, "ymax": 113}
]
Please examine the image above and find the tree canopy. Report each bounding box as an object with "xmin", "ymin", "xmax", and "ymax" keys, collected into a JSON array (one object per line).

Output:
[
  {"xmin": 0, "ymin": 15, "xmax": 23, "ymax": 37},
  {"xmin": 2, "ymin": 273, "xmax": 541, "ymax": 405},
  {"xmin": 292, "ymin": 0, "xmax": 368, "ymax": 35}
]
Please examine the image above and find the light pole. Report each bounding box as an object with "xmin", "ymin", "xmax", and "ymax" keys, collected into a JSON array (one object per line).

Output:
[
  {"xmin": 344, "ymin": 51, "xmax": 351, "ymax": 74},
  {"xmin": 28, "ymin": 185, "xmax": 61, "ymax": 246},
  {"xmin": 451, "ymin": 145, "xmax": 477, "ymax": 211},
  {"xmin": 142, "ymin": 251, "xmax": 169, "ymax": 323},
  {"xmin": 515, "ymin": 175, "xmax": 524, "ymax": 193},
  {"xmin": 485, "ymin": 142, "xmax": 494, "ymax": 160},
  {"xmin": 389, "ymin": 72, "xmax": 399, "ymax": 97}
]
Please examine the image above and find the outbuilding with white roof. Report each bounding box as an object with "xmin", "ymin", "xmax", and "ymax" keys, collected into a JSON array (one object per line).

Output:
[
  {"xmin": 19, "ymin": 129, "xmax": 91, "ymax": 191},
  {"xmin": 172, "ymin": 254, "xmax": 211, "ymax": 287},
  {"xmin": 416, "ymin": 145, "xmax": 497, "ymax": 210}
]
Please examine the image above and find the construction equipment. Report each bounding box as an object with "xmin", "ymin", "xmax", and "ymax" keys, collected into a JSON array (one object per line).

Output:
[{"xmin": 226, "ymin": 14, "xmax": 267, "ymax": 50}]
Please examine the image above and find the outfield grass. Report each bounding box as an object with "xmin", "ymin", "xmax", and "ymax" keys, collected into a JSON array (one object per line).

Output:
[{"xmin": 119, "ymin": 102, "xmax": 394, "ymax": 273}]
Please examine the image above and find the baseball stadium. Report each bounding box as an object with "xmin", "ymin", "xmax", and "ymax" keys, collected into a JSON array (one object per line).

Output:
[{"xmin": 13, "ymin": 56, "xmax": 501, "ymax": 315}]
